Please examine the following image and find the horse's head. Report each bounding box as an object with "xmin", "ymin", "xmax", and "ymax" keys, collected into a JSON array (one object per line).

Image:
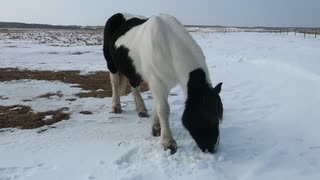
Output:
[{"xmin": 182, "ymin": 69, "xmax": 223, "ymax": 153}]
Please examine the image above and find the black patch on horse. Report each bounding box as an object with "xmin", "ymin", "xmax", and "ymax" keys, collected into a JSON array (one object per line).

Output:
[
  {"xmin": 113, "ymin": 46, "xmax": 143, "ymax": 87},
  {"xmin": 103, "ymin": 13, "xmax": 147, "ymax": 87}
]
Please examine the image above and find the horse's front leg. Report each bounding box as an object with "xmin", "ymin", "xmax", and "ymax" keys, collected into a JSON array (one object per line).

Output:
[
  {"xmin": 150, "ymin": 81, "xmax": 177, "ymax": 154},
  {"xmin": 131, "ymin": 86, "xmax": 149, "ymax": 117},
  {"xmin": 110, "ymin": 72, "xmax": 122, "ymax": 113},
  {"xmin": 157, "ymin": 97, "xmax": 177, "ymax": 154}
]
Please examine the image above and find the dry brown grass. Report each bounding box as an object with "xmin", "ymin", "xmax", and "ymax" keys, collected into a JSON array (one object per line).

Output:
[
  {"xmin": 0, "ymin": 68, "xmax": 149, "ymax": 130},
  {"xmin": 0, "ymin": 105, "xmax": 69, "ymax": 129},
  {"xmin": 0, "ymin": 68, "xmax": 149, "ymax": 98}
]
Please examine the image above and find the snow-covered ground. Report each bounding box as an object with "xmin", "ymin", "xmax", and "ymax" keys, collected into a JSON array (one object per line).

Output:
[{"xmin": 1, "ymin": 31, "xmax": 320, "ymax": 180}]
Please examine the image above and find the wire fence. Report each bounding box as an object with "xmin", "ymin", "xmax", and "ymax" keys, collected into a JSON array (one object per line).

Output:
[
  {"xmin": 271, "ymin": 28, "xmax": 319, "ymax": 39},
  {"xmin": 186, "ymin": 26, "xmax": 320, "ymax": 39}
]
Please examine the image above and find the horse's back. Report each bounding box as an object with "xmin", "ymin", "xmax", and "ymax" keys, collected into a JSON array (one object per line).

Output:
[
  {"xmin": 144, "ymin": 14, "xmax": 210, "ymax": 88},
  {"xmin": 114, "ymin": 13, "xmax": 210, "ymax": 89}
]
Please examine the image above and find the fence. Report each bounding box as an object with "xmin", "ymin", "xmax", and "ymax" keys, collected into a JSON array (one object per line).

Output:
[
  {"xmin": 257, "ymin": 28, "xmax": 319, "ymax": 39},
  {"xmin": 186, "ymin": 26, "xmax": 320, "ymax": 39}
]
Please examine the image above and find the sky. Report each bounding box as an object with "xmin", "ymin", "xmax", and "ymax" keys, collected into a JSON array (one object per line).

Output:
[{"xmin": 1, "ymin": 0, "xmax": 320, "ymax": 27}]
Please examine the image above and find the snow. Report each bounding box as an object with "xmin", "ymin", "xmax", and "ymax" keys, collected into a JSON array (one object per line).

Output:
[
  {"xmin": 0, "ymin": 31, "xmax": 105, "ymax": 74},
  {"xmin": 1, "ymin": 31, "xmax": 320, "ymax": 180},
  {"xmin": 9, "ymin": 107, "xmax": 23, "ymax": 111}
]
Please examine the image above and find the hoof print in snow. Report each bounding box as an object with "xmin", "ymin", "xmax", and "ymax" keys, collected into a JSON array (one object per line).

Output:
[
  {"xmin": 118, "ymin": 141, "xmax": 129, "ymax": 147},
  {"xmin": 114, "ymin": 148, "xmax": 138, "ymax": 169},
  {"xmin": 87, "ymin": 175, "xmax": 96, "ymax": 180},
  {"xmin": 36, "ymin": 92, "xmax": 63, "ymax": 99},
  {"xmin": 0, "ymin": 96, "xmax": 9, "ymax": 100},
  {"xmin": 138, "ymin": 111, "xmax": 149, "ymax": 117},
  {"xmin": 0, "ymin": 129, "xmax": 15, "ymax": 133},
  {"xmin": 37, "ymin": 127, "xmax": 50, "ymax": 133},
  {"xmin": 22, "ymin": 99, "xmax": 32, "ymax": 102},
  {"xmin": 108, "ymin": 116, "xmax": 125, "ymax": 120},
  {"xmin": 79, "ymin": 111, "xmax": 93, "ymax": 115}
]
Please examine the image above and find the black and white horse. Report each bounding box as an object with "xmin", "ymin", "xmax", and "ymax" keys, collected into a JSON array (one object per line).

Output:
[{"xmin": 103, "ymin": 13, "xmax": 223, "ymax": 154}]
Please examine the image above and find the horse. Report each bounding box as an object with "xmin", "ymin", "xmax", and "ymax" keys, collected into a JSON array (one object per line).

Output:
[{"xmin": 103, "ymin": 13, "xmax": 223, "ymax": 154}]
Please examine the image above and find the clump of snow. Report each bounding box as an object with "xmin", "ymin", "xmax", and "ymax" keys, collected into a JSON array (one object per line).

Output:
[
  {"xmin": 9, "ymin": 106, "xmax": 23, "ymax": 111},
  {"xmin": 42, "ymin": 115, "xmax": 53, "ymax": 121}
]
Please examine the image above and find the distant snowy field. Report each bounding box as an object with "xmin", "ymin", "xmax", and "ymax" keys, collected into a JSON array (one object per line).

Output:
[{"xmin": 1, "ymin": 30, "xmax": 320, "ymax": 180}]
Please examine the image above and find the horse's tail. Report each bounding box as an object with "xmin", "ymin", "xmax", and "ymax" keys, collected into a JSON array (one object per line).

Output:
[{"xmin": 118, "ymin": 72, "xmax": 129, "ymax": 96}]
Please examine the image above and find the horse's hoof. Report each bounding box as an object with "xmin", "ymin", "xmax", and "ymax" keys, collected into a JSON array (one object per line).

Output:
[
  {"xmin": 138, "ymin": 111, "xmax": 149, "ymax": 117},
  {"xmin": 112, "ymin": 106, "xmax": 122, "ymax": 114},
  {"xmin": 152, "ymin": 125, "xmax": 161, "ymax": 137},
  {"xmin": 163, "ymin": 139, "xmax": 177, "ymax": 154}
]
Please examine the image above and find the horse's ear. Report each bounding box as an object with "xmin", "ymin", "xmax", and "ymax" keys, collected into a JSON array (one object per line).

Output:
[
  {"xmin": 214, "ymin": 82, "xmax": 223, "ymax": 94},
  {"xmin": 187, "ymin": 69, "xmax": 207, "ymax": 93}
]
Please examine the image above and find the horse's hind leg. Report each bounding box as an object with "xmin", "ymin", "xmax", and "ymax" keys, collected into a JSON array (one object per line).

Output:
[
  {"xmin": 110, "ymin": 72, "xmax": 122, "ymax": 113},
  {"xmin": 131, "ymin": 86, "xmax": 149, "ymax": 117}
]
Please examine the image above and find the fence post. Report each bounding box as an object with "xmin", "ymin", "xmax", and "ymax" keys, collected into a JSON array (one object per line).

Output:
[
  {"xmin": 315, "ymin": 31, "xmax": 317, "ymax": 38},
  {"xmin": 295, "ymin": 29, "xmax": 297, "ymax": 36},
  {"xmin": 304, "ymin": 29, "xmax": 306, "ymax": 39}
]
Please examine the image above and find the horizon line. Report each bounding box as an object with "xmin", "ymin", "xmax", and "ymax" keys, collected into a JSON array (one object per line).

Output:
[{"xmin": 1, "ymin": 20, "xmax": 320, "ymax": 29}]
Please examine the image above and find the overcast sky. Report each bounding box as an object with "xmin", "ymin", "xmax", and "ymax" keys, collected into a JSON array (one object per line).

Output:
[{"xmin": 1, "ymin": 0, "xmax": 319, "ymax": 27}]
